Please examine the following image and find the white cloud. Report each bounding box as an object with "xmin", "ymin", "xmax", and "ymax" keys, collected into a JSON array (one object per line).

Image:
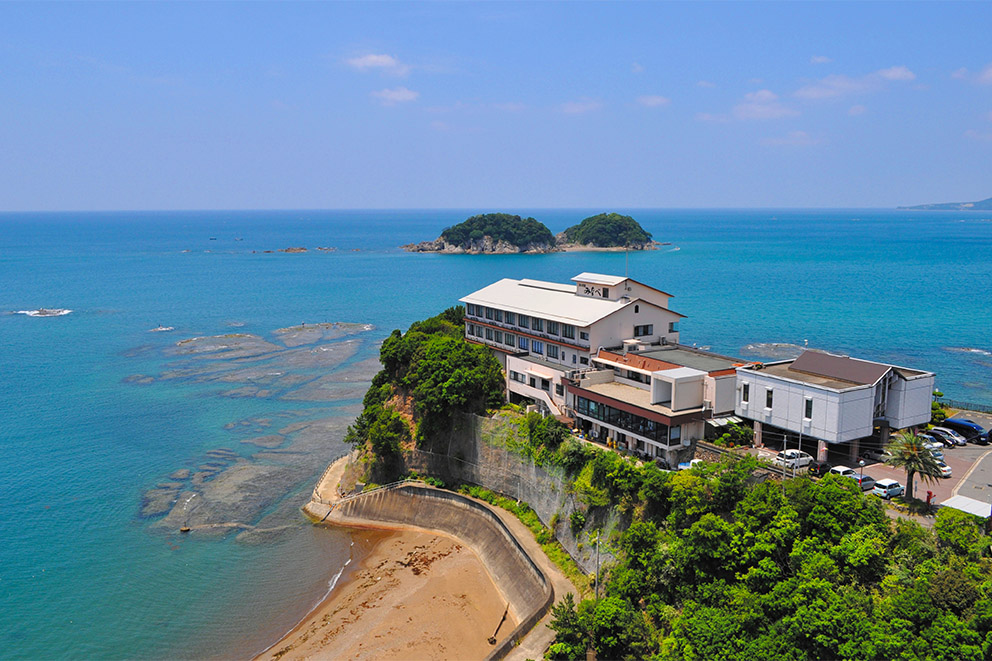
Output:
[
  {"xmin": 796, "ymin": 74, "xmax": 871, "ymax": 99},
  {"xmin": 877, "ymin": 65, "xmax": 916, "ymax": 81},
  {"xmin": 733, "ymin": 89, "xmax": 799, "ymax": 120},
  {"xmin": 631, "ymin": 62, "xmax": 644, "ymax": 74},
  {"xmin": 795, "ymin": 66, "xmax": 916, "ymax": 100},
  {"xmin": 696, "ymin": 80, "xmax": 716, "ymax": 88},
  {"xmin": 965, "ymin": 129, "xmax": 992, "ymax": 142},
  {"xmin": 371, "ymin": 86, "xmax": 419, "ymax": 105},
  {"xmin": 952, "ymin": 67, "xmax": 969, "ymax": 80},
  {"xmin": 637, "ymin": 95, "xmax": 670, "ymax": 108},
  {"xmin": 848, "ymin": 104, "xmax": 867, "ymax": 116},
  {"xmin": 761, "ymin": 130, "xmax": 821, "ymax": 147},
  {"xmin": 811, "ymin": 55, "xmax": 832, "ymax": 64},
  {"xmin": 346, "ymin": 53, "xmax": 410, "ymax": 76},
  {"xmin": 561, "ymin": 99, "xmax": 603, "ymax": 114}
]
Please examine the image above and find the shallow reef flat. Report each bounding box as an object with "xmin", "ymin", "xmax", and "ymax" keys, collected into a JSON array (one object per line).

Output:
[{"xmin": 133, "ymin": 323, "xmax": 377, "ymax": 540}]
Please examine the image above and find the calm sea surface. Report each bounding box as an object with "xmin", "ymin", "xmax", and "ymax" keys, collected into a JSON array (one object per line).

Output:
[{"xmin": 1, "ymin": 209, "xmax": 991, "ymax": 658}]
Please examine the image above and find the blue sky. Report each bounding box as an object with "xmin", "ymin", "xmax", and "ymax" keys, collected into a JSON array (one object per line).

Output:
[{"xmin": 1, "ymin": 2, "xmax": 990, "ymax": 210}]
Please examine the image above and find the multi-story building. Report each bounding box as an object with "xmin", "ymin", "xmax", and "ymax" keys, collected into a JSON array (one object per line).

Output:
[
  {"xmin": 460, "ymin": 273, "xmax": 683, "ymax": 415},
  {"xmin": 735, "ymin": 350, "xmax": 935, "ymax": 461},
  {"xmin": 564, "ymin": 343, "xmax": 742, "ymax": 464}
]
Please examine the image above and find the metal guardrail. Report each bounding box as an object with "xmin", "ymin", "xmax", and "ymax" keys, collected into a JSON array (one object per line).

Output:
[{"xmin": 938, "ymin": 398, "xmax": 992, "ymax": 414}]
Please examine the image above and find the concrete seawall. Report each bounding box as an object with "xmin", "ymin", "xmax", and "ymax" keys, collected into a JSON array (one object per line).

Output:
[{"xmin": 317, "ymin": 484, "xmax": 554, "ymax": 660}]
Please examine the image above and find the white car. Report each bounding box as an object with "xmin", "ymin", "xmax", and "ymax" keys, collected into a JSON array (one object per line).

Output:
[
  {"xmin": 931, "ymin": 427, "xmax": 968, "ymax": 447},
  {"xmin": 923, "ymin": 443, "xmax": 945, "ymax": 461},
  {"xmin": 873, "ymin": 479, "xmax": 904, "ymax": 499},
  {"xmin": 829, "ymin": 465, "xmax": 857, "ymax": 478},
  {"xmin": 774, "ymin": 449, "xmax": 813, "ymax": 469},
  {"xmin": 935, "ymin": 460, "xmax": 953, "ymax": 478}
]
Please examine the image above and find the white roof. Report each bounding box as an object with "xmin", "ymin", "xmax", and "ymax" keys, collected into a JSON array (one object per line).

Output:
[
  {"xmin": 571, "ymin": 273, "xmax": 627, "ymax": 287},
  {"xmin": 941, "ymin": 495, "xmax": 991, "ymax": 518},
  {"xmin": 460, "ymin": 277, "xmax": 632, "ymax": 326},
  {"xmin": 654, "ymin": 366, "xmax": 706, "ymax": 380}
]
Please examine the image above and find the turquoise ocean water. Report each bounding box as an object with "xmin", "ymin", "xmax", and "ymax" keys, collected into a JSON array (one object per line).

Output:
[{"xmin": 1, "ymin": 209, "xmax": 991, "ymax": 659}]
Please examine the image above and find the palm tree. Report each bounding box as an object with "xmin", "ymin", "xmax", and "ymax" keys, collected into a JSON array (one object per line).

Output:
[{"xmin": 886, "ymin": 430, "xmax": 943, "ymax": 500}]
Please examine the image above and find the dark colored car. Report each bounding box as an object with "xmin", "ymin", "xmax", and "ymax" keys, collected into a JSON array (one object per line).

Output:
[
  {"xmin": 980, "ymin": 432, "xmax": 992, "ymax": 446},
  {"xmin": 808, "ymin": 460, "xmax": 831, "ymax": 477},
  {"xmin": 942, "ymin": 418, "xmax": 987, "ymax": 441}
]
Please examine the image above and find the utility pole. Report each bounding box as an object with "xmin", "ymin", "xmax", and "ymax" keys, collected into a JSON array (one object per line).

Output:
[{"xmin": 595, "ymin": 532, "xmax": 601, "ymax": 601}]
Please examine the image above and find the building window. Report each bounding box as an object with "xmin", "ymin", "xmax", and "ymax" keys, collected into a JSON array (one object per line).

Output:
[
  {"xmin": 634, "ymin": 324, "xmax": 654, "ymax": 337},
  {"xmin": 529, "ymin": 377, "xmax": 536, "ymax": 388},
  {"xmin": 519, "ymin": 315, "xmax": 529, "ymax": 329},
  {"xmin": 670, "ymin": 426, "xmax": 681, "ymax": 444},
  {"xmin": 509, "ymin": 370, "xmax": 526, "ymax": 383},
  {"xmin": 505, "ymin": 334, "xmax": 515, "ymax": 347},
  {"xmin": 518, "ymin": 337, "xmax": 528, "ymax": 351},
  {"xmin": 555, "ymin": 384, "xmax": 564, "ymax": 396},
  {"xmin": 547, "ymin": 321, "xmax": 559, "ymax": 335},
  {"xmin": 466, "ymin": 304, "xmax": 474, "ymax": 316},
  {"xmin": 602, "ymin": 288, "xmax": 609, "ymax": 298},
  {"xmin": 485, "ymin": 307, "xmax": 493, "ymax": 320},
  {"xmin": 505, "ymin": 311, "xmax": 515, "ymax": 325},
  {"xmin": 562, "ymin": 325, "xmax": 575, "ymax": 339},
  {"xmin": 804, "ymin": 398, "xmax": 813, "ymax": 419},
  {"xmin": 765, "ymin": 389, "xmax": 773, "ymax": 409},
  {"xmin": 541, "ymin": 379, "xmax": 550, "ymax": 392},
  {"xmin": 494, "ymin": 330, "xmax": 503, "ymax": 344},
  {"xmin": 494, "ymin": 309, "xmax": 503, "ymax": 322},
  {"xmin": 742, "ymin": 383, "xmax": 749, "ymax": 404},
  {"xmin": 547, "ymin": 344, "xmax": 559, "ymax": 359},
  {"xmin": 572, "ymin": 354, "xmax": 577, "ymax": 364},
  {"xmin": 485, "ymin": 327, "xmax": 493, "ymax": 341},
  {"xmin": 532, "ymin": 318, "xmax": 544, "ymax": 332},
  {"xmin": 634, "ymin": 305, "xmax": 639, "ymax": 313},
  {"xmin": 580, "ymin": 331, "xmax": 589, "ymax": 341},
  {"xmin": 669, "ymin": 321, "xmax": 678, "ymax": 333},
  {"xmin": 580, "ymin": 357, "xmax": 589, "ymax": 365},
  {"xmin": 532, "ymin": 340, "xmax": 544, "ymax": 355}
]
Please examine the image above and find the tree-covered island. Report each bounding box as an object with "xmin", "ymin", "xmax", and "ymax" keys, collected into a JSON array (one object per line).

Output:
[
  {"xmin": 558, "ymin": 212, "xmax": 657, "ymax": 249},
  {"xmin": 340, "ymin": 308, "xmax": 992, "ymax": 660},
  {"xmin": 402, "ymin": 211, "xmax": 661, "ymax": 253}
]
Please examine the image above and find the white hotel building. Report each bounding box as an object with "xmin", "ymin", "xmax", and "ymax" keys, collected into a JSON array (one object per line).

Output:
[
  {"xmin": 460, "ymin": 273, "xmax": 936, "ymax": 465},
  {"xmin": 460, "ymin": 273, "xmax": 683, "ymax": 416}
]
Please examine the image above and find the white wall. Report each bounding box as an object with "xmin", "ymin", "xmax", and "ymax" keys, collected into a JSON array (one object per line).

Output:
[
  {"xmin": 886, "ymin": 374, "xmax": 935, "ymax": 429},
  {"xmin": 735, "ymin": 370, "xmax": 874, "ymax": 443},
  {"xmin": 588, "ymin": 304, "xmax": 680, "ymax": 351},
  {"xmin": 706, "ymin": 374, "xmax": 737, "ymax": 416}
]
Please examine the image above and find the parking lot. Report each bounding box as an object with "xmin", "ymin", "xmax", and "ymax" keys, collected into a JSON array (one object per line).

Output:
[{"xmin": 750, "ymin": 409, "xmax": 992, "ymax": 518}]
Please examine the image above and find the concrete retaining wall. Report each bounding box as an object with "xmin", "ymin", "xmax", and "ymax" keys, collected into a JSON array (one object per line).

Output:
[{"xmin": 325, "ymin": 483, "xmax": 553, "ymax": 661}]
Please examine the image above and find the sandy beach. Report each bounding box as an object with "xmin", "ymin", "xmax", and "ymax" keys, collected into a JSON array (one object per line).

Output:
[{"xmin": 259, "ymin": 529, "xmax": 517, "ymax": 660}]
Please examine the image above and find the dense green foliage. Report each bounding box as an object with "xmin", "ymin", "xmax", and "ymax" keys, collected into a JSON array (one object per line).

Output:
[
  {"xmin": 440, "ymin": 213, "xmax": 555, "ymax": 249},
  {"xmin": 562, "ymin": 212, "xmax": 653, "ymax": 247},
  {"xmin": 547, "ymin": 455, "xmax": 992, "ymax": 661},
  {"xmin": 345, "ymin": 306, "xmax": 504, "ymax": 454}
]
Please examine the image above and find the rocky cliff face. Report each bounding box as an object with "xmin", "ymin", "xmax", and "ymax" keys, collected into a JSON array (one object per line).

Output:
[{"xmin": 402, "ymin": 235, "xmax": 559, "ymax": 254}]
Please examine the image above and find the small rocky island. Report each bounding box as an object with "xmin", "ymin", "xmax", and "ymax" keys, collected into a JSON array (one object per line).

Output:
[
  {"xmin": 557, "ymin": 212, "xmax": 658, "ymax": 250},
  {"xmin": 403, "ymin": 211, "xmax": 659, "ymax": 254},
  {"xmin": 899, "ymin": 196, "xmax": 992, "ymax": 211}
]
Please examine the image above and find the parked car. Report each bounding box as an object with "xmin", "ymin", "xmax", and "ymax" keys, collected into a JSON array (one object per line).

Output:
[
  {"xmin": 774, "ymin": 449, "xmax": 813, "ymax": 469},
  {"xmin": 873, "ymin": 479, "xmax": 905, "ymax": 499},
  {"xmin": 808, "ymin": 460, "xmax": 831, "ymax": 477},
  {"xmin": 979, "ymin": 431, "xmax": 992, "ymax": 446},
  {"xmin": 929, "ymin": 427, "xmax": 967, "ymax": 447},
  {"xmin": 829, "ymin": 465, "xmax": 857, "ymax": 478},
  {"xmin": 862, "ymin": 447, "xmax": 893, "ymax": 463},
  {"xmin": 917, "ymin": 432, "xmax": 947, "ymax": 448},
  {"xmin": 942, "ymin": 418, "xmax": 987, "ymax": 441},
  {"xmin": 848, "ymin": 473, "xmax": 877, "ymax": 491},
  {"xmin": 935, "ymin": 460, "xmax": 953, "ymax": 478},
  {"xmin": 678, "ymin": 459, "xmax": 703, "ymax": 471},
  {"xmin": 924, "ymin": 443, "xmax": 945, "ymax": 461}
]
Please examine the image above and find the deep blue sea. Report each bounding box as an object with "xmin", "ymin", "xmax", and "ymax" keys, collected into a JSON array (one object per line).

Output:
[{"xmin": 1, "ymin": 208, "xmax": 991, "ymax": 659}]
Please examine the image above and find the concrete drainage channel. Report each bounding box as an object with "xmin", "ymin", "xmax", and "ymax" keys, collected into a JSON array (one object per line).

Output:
[{"xmin": 317, "ymin": 483, "xmax": 554, "ymax": 661}]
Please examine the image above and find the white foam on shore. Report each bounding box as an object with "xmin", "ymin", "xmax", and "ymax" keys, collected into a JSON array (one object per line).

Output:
[
  {"xmin": 945, "ymin": 347, "xmax": 992, "ymax": 357},
  {"xmin": 15, "ymin": 308, "xmax": 72, "ymax": 317},
  {"xmin": 149, "ymin": 326, "xmax": 175, "ymax": 332}
]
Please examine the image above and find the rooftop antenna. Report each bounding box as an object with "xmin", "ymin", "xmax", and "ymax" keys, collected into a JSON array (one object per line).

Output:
[{"xmin": 625, "ymin": 244, "xmax": 629, "ymax": 278}]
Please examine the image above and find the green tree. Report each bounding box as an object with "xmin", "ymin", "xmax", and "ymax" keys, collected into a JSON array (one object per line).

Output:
[
  {"xmin": 562, "ymin": 212, "xmax": 653, "ymax": 247},
  {"xmin": 886, "ymin": 430, "xmax": 944, "ymax": 500},
  {"xmin": 546, "ymin": 593, "xmax": 587, "ymax": 660}
]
